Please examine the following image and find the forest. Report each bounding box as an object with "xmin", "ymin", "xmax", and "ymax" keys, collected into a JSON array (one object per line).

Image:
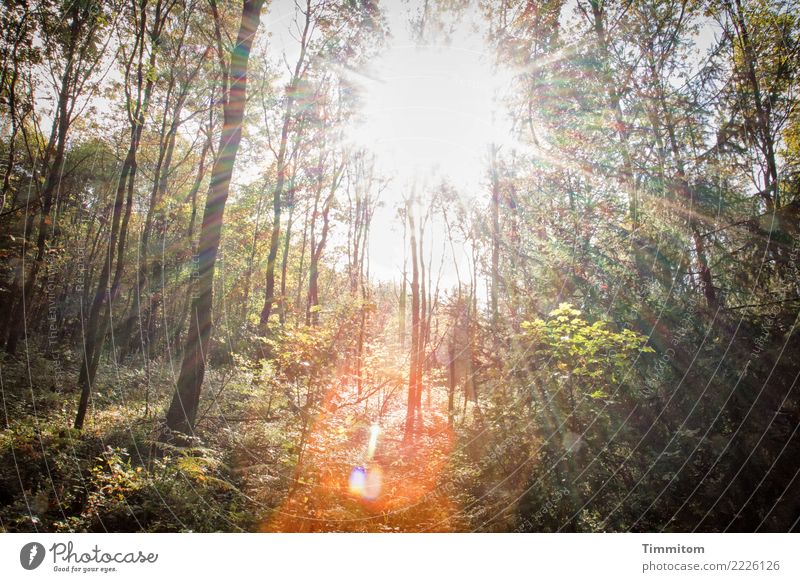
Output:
[{"xmin": 0, "ymin": 0, "xmax": 798, "ymax": 533}]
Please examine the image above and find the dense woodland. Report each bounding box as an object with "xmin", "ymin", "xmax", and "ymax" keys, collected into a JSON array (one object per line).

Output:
[{"xmin": 1, "ymin": 0, "xmax": 799, "ymax": 532}]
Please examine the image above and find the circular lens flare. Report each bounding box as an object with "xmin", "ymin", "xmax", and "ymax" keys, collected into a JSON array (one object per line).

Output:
[
  {"xmin": 348, "ymin": 465, "xmax": 383, "ymax": 501},
  {"xmin": 363, "ymin": 466, "xmax": 383, "ymax": 501},
  {"xmin": 349, "ymin": 466, "xmax": 367, "ymax": 497}
]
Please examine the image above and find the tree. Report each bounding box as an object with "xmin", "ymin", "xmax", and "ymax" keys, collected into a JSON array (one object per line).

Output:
[
  {"xmin": 5, "ymin": 0, "xmax": 114, "ymax": 354},
  {"xmin": 76, "ymin": 0, "xmax": 177, "ymax": 429},
  {"xmin": 165, "ymin": 0, "xmax": 266, "ymax": 434},
  {"xmin": 403, "ymin": 190, "xmax": 422, "ymax": 442}
]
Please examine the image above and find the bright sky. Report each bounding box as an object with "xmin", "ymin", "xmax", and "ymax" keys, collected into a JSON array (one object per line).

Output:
[
  {"xmin": 349, "ymin": 43, "xmax": 510, "ymax": 186},
  {"xmin": 344, "ymin": 1, "xmax": 514, "ymax": 285},
  {"xmin": 240, "ymin": 0, "xmax": 722, "ymax": 291},
  {"xmin": 254, "ymin": 0, "xmax": 517, "ymax": 290}
]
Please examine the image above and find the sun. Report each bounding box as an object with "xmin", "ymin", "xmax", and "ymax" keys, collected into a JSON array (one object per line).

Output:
[
  {"xmin": 348, "ymin": 43, "xmax": 512, "ymax": 188},
  {"xmin": 337, "ymin": 6, "xmax": 517, "ymax": 284}
]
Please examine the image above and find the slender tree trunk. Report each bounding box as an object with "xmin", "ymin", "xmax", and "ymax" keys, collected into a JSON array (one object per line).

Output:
[
  {"xmin": 294, "ymin": 200, "xmax": 310, "ymax": 326},
  {"xmin": 356, "ymin": 193, "xmax": 371, "ymax": 397},
  {"xmin": 172, "ymin": 129, "xmax": 211, "ymax": 353},
  {"xmin": 657, "ymin": 76, "xmax": 719, "ymax": 310},
  {"xmin": 165, "ymin": 0, "xmax": 265, "ymax": 434},
  {"xmin": 588, "ymin": 0, "xmax": 639, "ymax": 228},
  {"xmin": 76, "ymin": 140, "xmax": 136, "ymax": 428},
  {"xmin": 241, "ymin": 180, "xmax": 266, "ymax": 326},
  {"xmin": 399, "ymin": 218, "xmax": 407, "ymax": 350},
  {"xmin": 729, "ymin": 0, "xmax": 779, "ymax": 210},
  {"xmin": 490, "ymin": 144, "xmax": 500, "ymax": 332},
  {"xmin": 403, "ymin": 196, "xmax": 421, "ymax": 443},
  {"xmin": 306, "ymin": 156, "xmax": 342, "ymax": 326},
  {"xmin": 124, "ymin": 44, "xmax": 201, "ymax": 358},
  {"xmin": 447, "ymin": 333, "xmax": 456, "ymax": 428},
  {"xmin": 5, "ymin": 17, "xmax": 77, "ymax": 354},
  {"xmin": 305, "ymin": 172, "xmax": 322, "ymax": 326},
  {"xmin": 0, "ymin": 16, "xmax": 31, "ymax": 213},
  {"xmin": 306, "ymin": 188, "xmax": 334, "ymax": 326},
  {"xmin": 417, "ymin": 209, "xmax": 427, "ymax": 418},
  {"xmin": 279, "ymin": 195, "xmax": 295, "ymax": 326},
  {"xmin": 261, "ymin": 1, "xmax": 312, "ymax": 329},
  {"xmin": 76, "ymin": 0, "xmax": 163, "ymax": 429}
]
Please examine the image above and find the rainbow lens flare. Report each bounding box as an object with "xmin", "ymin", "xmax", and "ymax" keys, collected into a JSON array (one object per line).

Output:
[
  {"xmin": 349, "ymin": 466, "xmax": 367, "ymax": 496},
  {"xmin": 348, "ymin": 465, "xmax": 383, "ymax": 500}
]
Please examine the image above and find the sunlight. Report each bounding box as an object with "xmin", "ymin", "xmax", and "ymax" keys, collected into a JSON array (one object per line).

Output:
[
  {"xmin": 367, "ymin": 423, "xmax": 381, "ymax": 459},
  {"xmin": 348, "ymin": 44, "xmax": 511, "ymax": 187},
  {"xmin": 345, "ymin": 42, "xmax": 513, "ymax": 284}
]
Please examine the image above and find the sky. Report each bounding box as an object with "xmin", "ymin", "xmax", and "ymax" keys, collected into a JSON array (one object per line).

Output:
[
  {"xmin": 215, "ymin": 0, "xmax": 724, "ymax": 295},
  {"xmin": 256, "ymin": 0, "xmax": 516, "ymax": 288},
  {"xmin": 342, "ymin": 1, "xmax": 515, "ymax": 286}
]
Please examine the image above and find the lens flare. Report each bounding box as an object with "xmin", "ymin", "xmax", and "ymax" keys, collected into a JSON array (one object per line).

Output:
[
  {"xmin": 363, "ymin": 466, "xmax": 383, "ymax": 501},
  {"xmin": 367, "ymin": 423, "xmax": 380, "ymax": 459},
  {"xmin": 348, "ymin": 465, "xmax": 383, "ymax": 501},
  {"xmin": 349, "ymin": 466, "xmax": 366, "ymax": 496}
]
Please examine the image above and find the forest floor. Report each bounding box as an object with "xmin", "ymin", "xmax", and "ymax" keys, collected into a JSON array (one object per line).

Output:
[
  {"xmin": 0, "ymin": 349, "xmax": 485, "ymax": 532},
  {"xmin": 260, "ymin": 381, "xmax": 466, "ymax": 532}
]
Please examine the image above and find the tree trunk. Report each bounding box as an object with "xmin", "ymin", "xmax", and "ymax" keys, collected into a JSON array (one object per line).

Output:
[
  {"xmin": 730, "ymin": 0, "xmax": 779, "ymax": 210},
  {"xmin": 404, "ymin": 196, "xmax": 422, "ymax": 443},
  {"xmin": 447, "ymin": 334, "xmax": 456, "ymax": 428},
  {"xmin": 123, "ymin": 41, "xmax": 201, "ymax": 358},
  {"xmin": 306, "ymin": 189, "xmax": 334, "ymax": 326},
  {"xmin": 241, "ymin": 179, "xmax": 267, "ymax": 326},
  {"xmin": 260, "ymin": 2, "xmax": 312, "ymax": 329},
  {"xmin": 278, "ymin": 192, "xmax": 295, "ymax": 326},
  {"xmin": 171, "ymin": 128, "xmax": 211, "ymax": 354},
  {"xmin": 165, "ymin": 0, "xmax": 265, "ymax": 434},
  {"xmin": 658, "ymin": 76, "xmax": 719, "ymax": 311},
  {"xmin": 5, "ymin": 12, "xmax": 79, "ymax": 354},
  {"xmin": 588, "ymin": 0, "xmax": 639, "ymax": 228},
  {"xmin": 306, "ymin": 156, "xmax": 343, "ymax": 326},
  {"xmin": 399, "ymin": 217, "xmax": 407, "ymax": 349},
  {"xmin": 76, "ymin": 0, "xmax": 164, "ymax": 429},
  {"xmin": 490, "ymin": 144, "xmax": 500, "ymax": 332}
]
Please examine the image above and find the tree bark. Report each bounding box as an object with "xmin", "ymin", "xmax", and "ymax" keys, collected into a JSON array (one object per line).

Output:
[
  {"xmin": 260, "ymin": 0, "xmax": 312, "ymax": 329},
  {"xmin": 76, "ymin": 0, "xmax": 165, "ymax": 429},
  {"xmin": 165, "ymin": 0, "xmax": 265, "ymax": 434},
  {"xmin": 403, "ymin": 195, "xmax": 422, "ymax": 442},
  {"xmin": 490, "ymin": 144, "xmax": 500, "ymax": 332}
]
